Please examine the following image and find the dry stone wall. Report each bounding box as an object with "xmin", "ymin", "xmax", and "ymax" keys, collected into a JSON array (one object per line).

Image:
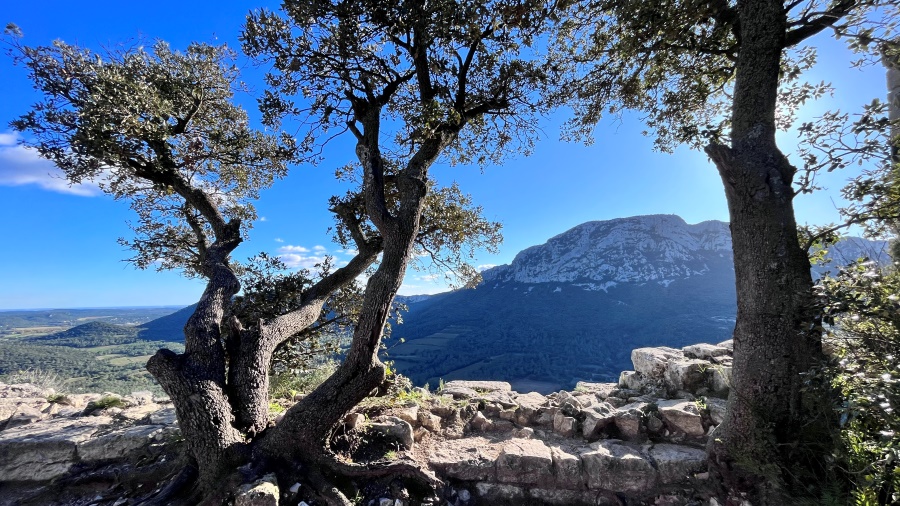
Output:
[{"xmin": 0, "ymin": 339, "xmax": 733, "ymax": 505}]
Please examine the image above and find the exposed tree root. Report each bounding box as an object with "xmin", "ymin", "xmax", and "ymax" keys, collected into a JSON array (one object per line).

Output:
[
  {"xmin": 321, "ymin": 454, "xmax": 443, "ymax": 491},
  {"xmin": 134, "ymin": 463, "xmax": 199, "ymax": 506}
]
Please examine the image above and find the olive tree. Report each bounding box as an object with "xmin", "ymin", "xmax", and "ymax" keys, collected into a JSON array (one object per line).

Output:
[
  {"xmin": 6, "ymin": 34, "xmax": 499, "ymax": 505},
  {"xmin": 7, "ymin": 0, "xmax": 562, "ymax": 499}
]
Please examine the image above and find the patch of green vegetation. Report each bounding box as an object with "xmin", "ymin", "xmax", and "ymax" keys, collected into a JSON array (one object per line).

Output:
[
  {"xmin": 269, "ymin": 360, "xmax": 338, "ymax": 400},
  {"xmin": 46, "ymin": 392, "xmax": 72, "ymax": 405},
  {"xmin": 89, "ymin": 394, "xmax": 127, "ymax": 410},
  {"xmin": 268, "ymin": 401, "xmax": 286, "ymax": 414}
]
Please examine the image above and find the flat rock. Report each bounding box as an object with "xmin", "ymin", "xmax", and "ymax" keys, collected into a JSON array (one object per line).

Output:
[
  {"xmin": 496, "ymin": 438, "xmax": 553, "ymax": 485},
  {"xmin": 429, "ymin": 437, "xmax": 499, "ymax": 481},
  {"xmin": 147, "ymin": 407, "xmax": 178, "ymax": 425},
  {"xmin": 443, "ymin": 380, "xmax": 511, "ymax": 393},
  {"xmin": 3, "ymin": 404, "xmax": 45, "ymax": 430},
  {"xmin": 650, "ymin": 444, "xmax": 707, "ymax": 484},
  {"xmin": 78, "ymin": 424, "xmax": 174, "ymax": 463},
  {"xmin": 0, "ymin": 416, "xmax": 113, "ymax": 481},
  {"xmin": 682, "ymin": 343, "xmax": 730, "ymax": 360},
  {"xmin": 581, "ymin": 440, "xmax": 657, "ymax": 493},
  {"xmin": 631, "ymin": 347, "xmax": 683, "ymax": 379},
  {"xmin": 574, "ymin": 382, "xmax": 617, "ymax": 399},
  {"xmin": 657, "ymin": 400, "xmax": 705, "ymax": 437}
]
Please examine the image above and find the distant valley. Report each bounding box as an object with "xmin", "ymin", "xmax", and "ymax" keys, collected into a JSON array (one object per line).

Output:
[
  {"xmin": 0, "ymin": 306, "xmax": 190, "ymax": 394},
  {"xmin": 1, "ymin": 215, "xmax": 889, "ymax": 395}
]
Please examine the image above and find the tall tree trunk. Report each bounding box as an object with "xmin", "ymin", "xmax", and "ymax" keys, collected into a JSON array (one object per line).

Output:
[
  {"xmin": 147, "ymin": 238, "xmax": 249, "ymax": 493},
  {"xmin": 259, "ymin": 224, "xmax": 419, "ymax": 463},
  {"xmin": 704, "ymin": 0, "xmax": 826, "ymax": 499}
]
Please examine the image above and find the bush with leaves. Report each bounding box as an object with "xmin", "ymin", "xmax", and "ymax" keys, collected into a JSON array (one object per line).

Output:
[{"xmin": 818, "ymin": 259, "xmax": 900, "ymax": 505}]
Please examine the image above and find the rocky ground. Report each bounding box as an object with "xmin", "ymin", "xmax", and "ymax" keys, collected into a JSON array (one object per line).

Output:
[{"xmin": 0, "ymin": 340, "xmax": 738, "ymax": 506}]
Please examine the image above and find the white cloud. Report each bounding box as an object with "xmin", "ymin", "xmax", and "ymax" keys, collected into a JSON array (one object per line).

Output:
[
  {"xmin": 477, "ymin": 264, "xmax": 498, "ymax": 272},
  {"xmin": 419, "ymin": 274, "xmax": 441, "ymax": 281},
  {"xmin": 279, "ymin": 245, "xmax": 309, "ymax": 253},
  {"xmin": 259, "ymin": 216, "xmax": 268, "ymax": 222},
  {"xmin": 312, "ymin": 245, "xmax": 327, "ymax": 253},
  {"xmin": 278, "ymin": 253, "xmax": 327, "ymax": 269},
  {"xmin": 277, "ymin": 244, "xmax": 327, "ymax": 269},
  {"xmin": 0, "ymin": 132, "xmax": 101, "ymax": 196},
  {"xmin": 274, "ymin": 238, "xmax": 284, "ymax": 243}
]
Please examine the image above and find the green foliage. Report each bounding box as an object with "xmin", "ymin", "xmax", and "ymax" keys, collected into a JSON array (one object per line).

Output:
[
  {"xmin": 269, "ymin": 359, "xmax": 338, "ymax": 400},
  {"xmin": 6, "ymin": 37, "xmax": 298, "ymax": 276},
  {"xmin": 243, "ymin": 0, "xmax": 563, "ymax": 167},
  {"xmin": 818, "ymin": 260, "xmax": 900, "ymax": 504},
  {"xmin": 89, "ymin": 394, "xmax": 128, "ymax": 410}
]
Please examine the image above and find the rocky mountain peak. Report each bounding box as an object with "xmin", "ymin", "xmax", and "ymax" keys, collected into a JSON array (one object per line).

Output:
[{"xmin": 483, "ymin": 215, "xmax": 733, "ymax": 286}]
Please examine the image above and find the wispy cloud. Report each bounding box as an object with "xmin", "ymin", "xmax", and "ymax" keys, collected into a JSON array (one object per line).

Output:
[
  {"xmin": 477, "ymin": 264, "xmax": 497, "ymax": 272},
  {"xmin": 274, "ymin": 238, "xmax": 284, "ymax": 243},
  {"xmin": 277, "ymin": 244, "xmax": 326, "ymax": 269},
  {"xmin": 259, "ymin": 216, "xmax": 268, "ymax": 222},
  {"xmin": 0, "ymin": 132, "xmax": 102, "ymax": 196},
  {"xmin": 312, "ymin": 245, "xmax": 327, "ymax": 253}
]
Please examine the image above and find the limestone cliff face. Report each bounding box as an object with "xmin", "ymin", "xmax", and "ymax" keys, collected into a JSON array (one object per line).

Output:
[{"xmin": 485, "ymin": 215, "xmax": 731, "ymax": 287}]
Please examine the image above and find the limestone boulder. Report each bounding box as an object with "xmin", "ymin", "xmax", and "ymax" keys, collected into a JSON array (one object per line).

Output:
[
  {"xmin": 235, "ymin": 473, "xmax": 279, "ymax": 506},
  {"xmin": 705, "ymin": 397, "xmax": 727, "ymax": 426},
  {"xmin": 495, "ymin": 438, "xmax": 553, "ymax": 485},
  {"xmin": 550, "ymin": 446, "xmax": 583, "ymax": 489},
  {"xmin": 369, "ymin": 416, "xmax": 414, "ymax": 449},
  {"xmin": 581, "ymin": 440, "xmax": 657, "ymax": 493},
  {"xmin": 618, "ymin": 371, "xmax": 644, "ymax": 391},
  {"xmin": 650, "ymin": 444, "xmax": 707, "ymax": 484},
  {"xmin": 582, "ymin": 402, "xmax": 616, "ymax": 440},
  {"xmin": 710, "ymin": 365, "xmax": 732, "ymax": 395},
  {"xmin": 418, "ymin": 411, "xmax": 441, "ymax": 432},
  {"xmin": 657, "ymin": 400, "xmax": 706, "ymax": 437},
  {"xmin": 631, "ymin": 347, "xmax": 684, "ymax": 379},
  {"xmin": 552, "ymin": 411, "xmax": 577, "ymax": 438},
  {"xmin": 514, "ymin": 392, "xmax": 547, "ymax": 425},
  {"xmin": 613, "ymin": 402, "xmax": 647, "ymax": 441},
  {"xmin": 664, "ymin": 358, "xmax": 710, "ymax": 394}
]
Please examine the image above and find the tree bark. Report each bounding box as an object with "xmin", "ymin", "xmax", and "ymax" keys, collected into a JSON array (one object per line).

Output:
[
  {"xmin": 147, "ymin": 238, "xmax": 250, "ymax": 492},
  {"xmin": 704, "ymin": 0, "xmax": 827, "ymax": 499}
]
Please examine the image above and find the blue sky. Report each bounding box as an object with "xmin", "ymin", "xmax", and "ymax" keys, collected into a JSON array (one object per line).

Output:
[{"xmin": 0, "ymin": 1, "xmax": 888, "ymax": 309}]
